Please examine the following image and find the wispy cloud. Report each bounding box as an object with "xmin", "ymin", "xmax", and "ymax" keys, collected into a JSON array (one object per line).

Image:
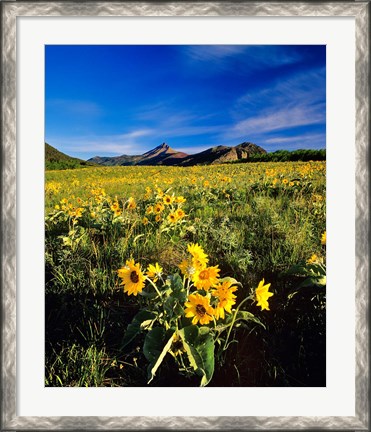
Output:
[
  {"xmin": 236, "ymin": 68, "xmax": 325, "ymax": 109},
  {"xmin": 48, "ymin": 129, "xmax": 155, "ymax": 157},
  {"xmin": 184, "ymin": 45, "xmax": 247, "ymax": 62},
  {"xmin": 183, "ymin": 45, "xmax": 303, "ymax": 73},
  {"xmin": 46, "ymin": 99, "xmax": 103, "ymax": 116},
  {"xmin": 227, "ymin": 103, "xmax": 324, "ymax": 138},
  {"xmin": 224, "ymin": 67, "xmax": 326, "ymax": 143}
]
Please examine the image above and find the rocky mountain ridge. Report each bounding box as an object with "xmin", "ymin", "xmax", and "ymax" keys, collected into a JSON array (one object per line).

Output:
[{"xmin": 88, "ymin": 141, "xmax": 267, "ymax": 166}]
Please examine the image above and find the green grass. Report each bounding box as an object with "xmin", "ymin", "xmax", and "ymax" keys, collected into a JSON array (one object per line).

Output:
[{"xmin": 45, "ymin": 161, "xmax": 326, "ymax": 387}]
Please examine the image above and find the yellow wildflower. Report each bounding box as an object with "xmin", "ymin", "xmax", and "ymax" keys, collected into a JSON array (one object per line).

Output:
[
  {"xmin": 176, "ymin": 208, "xmax": 185, "ymax": 219},
  {"xmin": 167, "ymin": 212, "xmax": 178, "ymax": 223},
  {"xmin": 163, "ymin": 195, "xmax": 174, "ymax": 205},
  {"xmin": 146, "ymin": 263, "xmax": 163, "ymax": 282},
  {"xmin": 212, "ymin": 280, "xmax": 238, "ymax": 320},
  {"xmin": 127, "ymin": 197, "xmax": 136, "ymax": 210},
  {"xmin": 117, "ymin": 259, "xmax": 145, "ymax": 296},
  {"xmin": 192, "ymin": 265, "xmax": 220, "ymax": 291},
  {"xmin": 255, "ymin": 279, "xmax": 273, "ymax": 311},
  {"xmin": 184, "ymin": 293, "xmax": 214, "ymax": 325},
  {"xmin": 307, "ymin": 254, "xmax": 321, "ymax": 265}
]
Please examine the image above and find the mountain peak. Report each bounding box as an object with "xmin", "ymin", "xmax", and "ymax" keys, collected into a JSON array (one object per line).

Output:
[{"xmin": 86, "ymin": 140, "xmax": 266, "ymax": 167}]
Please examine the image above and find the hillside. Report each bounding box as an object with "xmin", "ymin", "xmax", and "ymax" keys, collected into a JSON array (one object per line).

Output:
[
  {"xmin": 88, "ymin": 141, "xmax": 266, "ymax": 167},
  {"xmin": 180, "ymin": 142, "xmax": 266, "ymax": 166},
  {"xmin": 45, "ymin": 143, "xmax": 97, "ymax": 170}
]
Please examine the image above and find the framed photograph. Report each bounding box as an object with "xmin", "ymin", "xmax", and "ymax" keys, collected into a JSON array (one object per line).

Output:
[{"xmin": 1, "ymin": 1, "xmax": 369, "ymax": 430}]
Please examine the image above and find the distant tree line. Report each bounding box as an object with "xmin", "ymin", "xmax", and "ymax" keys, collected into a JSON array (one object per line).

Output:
[
  {"xmin": 45, "ymin": 160, "xmax": 89, "ymax": 170},
  {"xmin": 238, "ymin": 149, "xmax": 326, "ymax": 163}
]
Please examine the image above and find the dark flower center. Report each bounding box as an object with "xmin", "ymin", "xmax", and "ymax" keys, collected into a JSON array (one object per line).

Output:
[
  {"xmin": 196, "ymin": 304, "xmax": 206, "ymax": 317},
  {"xmin": 130, "ymin": 271, "xmax": 139, "ymax": 283}
]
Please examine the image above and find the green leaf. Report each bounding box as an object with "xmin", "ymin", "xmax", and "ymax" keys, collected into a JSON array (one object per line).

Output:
[
  {"xmin": 235, "ymin": 310, "xmax": 266, "ymax": 329},
  {"xmin": 298, "ymin": 276, "xmax": 326, "ymax": 288},
  {"xmin": 121, "ymin": 310, "xmax": 156, "ymax": 349},
  {"xmin": 219, "ymin": 276, "xmax": 242, "ymax": 287},
  {"xmin": 179, "ymin": 325, "xmax": 215, "ymax": 387},
  {"xmin": 145, "ymin": 329, "xmax": 176, "ymax": 384},
  {"xmin": 164, "ymin": 274, "xmax": 187, "ymax": 312},
  {"xmin": 143, "ymin": 327, "xmax": 165, "ymax": 363},
  {"xmin": 167, "ymin": 273, "xmax": 184, "ymax": 292}
]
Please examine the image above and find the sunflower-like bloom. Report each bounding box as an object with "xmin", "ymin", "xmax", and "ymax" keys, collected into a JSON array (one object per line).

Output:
[
  {"xmin": 69, "ymin": 207, "xmax": 84, "ymax": 218},
  {"xmin": 178, "ymin": 259, "xmax": 197, "ymax": 278},
  {"xmin": 176, "ymin": 208, "xmax": 185, "ymax": 219},
  {"xmin": 127, "ymin": 197, "xmax": 137, "ymax": 210},
  {"xmin": 184, "ymin": 293, "xmax": 214, "ymax": 325},
  {"xmin": 255, "ymin": 279, "xmax": 273, "ymax": 311},
  {"xmin": 167, "ymin": 212, "xmax": 178, "ymax": 224},
  {"xmin": 176, "ymin": 196, "xmax": 186, "ymax": 204},
  {"xmin": 154, "ymin": 203, "xmax": 164, "ymax": 214},
  {"xmin": 307, "ymin": 254, "xmax": 321, "ymax": 265},
  {"xmin": 117, "ymin": 259, "xmax": 145, "ymax": 296},
  {"xmin": 187, "ymin": 243, "xmax": 209, "ymax": 267},
  {"xmin": 192, "ymin": 265, "xmax": 220, "ymax": 291},
  {"xmin": 212, "ymin": 280, "xmax": 238, "ymax": 320},
  {"xmin": 146, "ymin": 262, "xmax": 163, "ymax": 282},
  {"xmin": 163, "ymin": 195, "xmax": 174, "ymax": 205},
  {"xmin": 321, "ymin": 231, "xmax": 326, "ymax": 245}
]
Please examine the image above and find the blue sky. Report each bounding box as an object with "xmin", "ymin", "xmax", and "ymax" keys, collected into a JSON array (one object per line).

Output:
[{"xmin": 45, "ymin": 45, "xmax": 326, "ymax": 159}]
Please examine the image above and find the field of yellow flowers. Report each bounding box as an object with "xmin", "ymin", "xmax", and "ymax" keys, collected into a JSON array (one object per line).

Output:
[{"xmin": 45, "ymin": 161, "xmax": 326, "ymax": 387}]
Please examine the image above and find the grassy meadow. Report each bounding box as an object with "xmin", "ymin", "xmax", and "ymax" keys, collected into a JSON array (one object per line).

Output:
[{"xmin": 45, "ymin": 161, "xmax": 326, "ymax": 387}]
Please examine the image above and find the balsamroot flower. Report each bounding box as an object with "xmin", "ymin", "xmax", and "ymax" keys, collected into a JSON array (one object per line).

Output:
[
  {"xmin": 163, "ymin": 195, "xmax": 174, "ymax": 205},
  {"xmin": 178, "ymin": 259, "xmax": 196, "ymax": 278},
  {"xmin": 176, "ymin": 208, "xmax": 185, "ymax": 219},
  {"xmin": 307, "ymin": 254, "xmax": 322, "ymax": 265},
  {"xmin": 255, "ymin": 279, "xmax": 273, "ymax": 311},
  {"xmin": 184, "ymin": 293, "xmax": 214, "ymax": 325},
  {"xmin": 192, "ymin": 265, "xmax": 220, "ymax": 291},
  {"xmin": 127, "ymin": 197, "xmax": 137, "ymax": 210},
  {"xmin": 212, "ymin": 280, "xmax": 238, "ymax": 320},
  {"xmin": 146, "ymin": 262, "xmax": 163, "ymax": 282},
  {"xmin": 167, "ymin": 212, "xmax": 178, "ymax": 224},
  {"xmin": 118, "ymin": 259, "xmax": 145, "ymax": 296},
  {"xmin": 187, "ymin": 243, "xmax": 209, "ymax": 267}
]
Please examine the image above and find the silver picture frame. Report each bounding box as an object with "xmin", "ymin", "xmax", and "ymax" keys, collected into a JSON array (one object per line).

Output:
[{"xmin": 1, "ymin": 1, "xmax": 369, "ymax": 430}]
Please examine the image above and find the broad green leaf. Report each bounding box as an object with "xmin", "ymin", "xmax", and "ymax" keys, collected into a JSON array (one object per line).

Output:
[
  {"xmin": 139, "ymin": 290, "xmax": 157, "ymax": 299},
  {"xmin": 147, "ymin": 331, "xmax": 176, "ymax": 384},
  {"xmin": 235, "ymin": 310, "xmax": 266, "ymax": 329},
  {"xmin": 219, "ymin": 276, "xmax": 242, "ymax": 287},
  {"xmin": 179, "ymin": 325, "xmax": 215, "ymax": 387},
  {"xmin": 167, "ymin": 274, "xmax": 184, "ymax": 292},
  {"xmin": 299, "ymin": 276, "xmax": 326, "ymax": 288},
  {"xmin": 121, "ymin": 310, "xmax": 156, "ymax": 349},
  {"xmin": 143, "ymin": 327, "xmax": 165, "ymax": 363}
]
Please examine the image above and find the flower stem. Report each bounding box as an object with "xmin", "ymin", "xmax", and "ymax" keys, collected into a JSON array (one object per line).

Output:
[
  {"xmin": 146, "ymin": 277, "xmax": 163, "ymax": 300},
  {"xmin": 223, "ymin": 296, "xmax": 251, "ymax": 352}
]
